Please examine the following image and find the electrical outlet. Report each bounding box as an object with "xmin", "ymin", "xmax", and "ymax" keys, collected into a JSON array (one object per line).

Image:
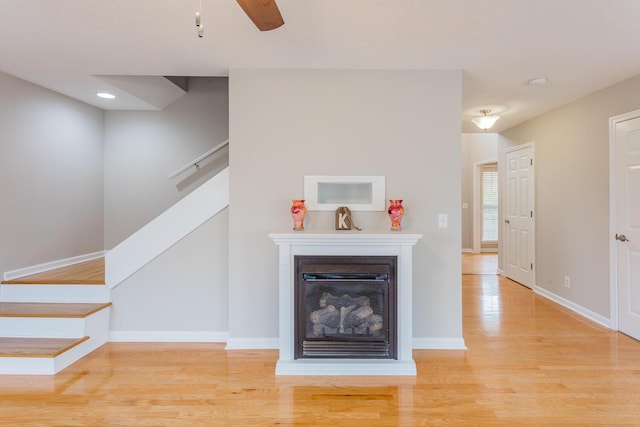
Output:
[{"xmin": 564, "ymin": 276, "xmax": 571, "ymax": 288}]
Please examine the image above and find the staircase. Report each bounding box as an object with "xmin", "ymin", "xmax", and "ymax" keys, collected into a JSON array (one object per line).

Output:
[
  {"xmin": 0, "ymin": 161, "xmax": 229, "ymax": 374},
  {"xmin": 0, "ymin": 259, "xmax": 111, "ymax": 375}
]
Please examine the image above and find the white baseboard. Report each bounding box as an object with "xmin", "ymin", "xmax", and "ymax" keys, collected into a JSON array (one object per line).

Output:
[
  {"xmin": 412, "ymin": 337, "xmax": 467, "ymax": 350},
  {"xmin": 534, "ymin": 286, "xmax": 612, "ymax": 329},
  {"xmin": 3, "ymin": 251, "xmax": 107, "ymax": 281},
  {"xmin": 461, "ymin": 248, "xmax": 474, "ymax": 253},
  {"xmin": 109, "ymin": 331, "xmax": 229, "ymax": 342},
  {"xmin": 225, "ymin": 337, "xmax": 279, "ymax": 350}
]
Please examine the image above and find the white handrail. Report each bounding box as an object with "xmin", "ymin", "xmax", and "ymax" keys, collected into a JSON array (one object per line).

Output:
[{"xmin": 168, "ymin": 139, "xmax": 229, "ymax": 179}]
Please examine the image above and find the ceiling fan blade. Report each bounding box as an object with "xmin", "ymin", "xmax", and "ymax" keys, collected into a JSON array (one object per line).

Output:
[{"xmin": 236, "ymin": 0, "xmax": 284, "ymax": 31}]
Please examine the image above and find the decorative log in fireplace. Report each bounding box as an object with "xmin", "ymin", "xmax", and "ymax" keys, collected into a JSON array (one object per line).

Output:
[{"xmin": 294, "ymin": 256, "xmax": 397, "ymax": 359}]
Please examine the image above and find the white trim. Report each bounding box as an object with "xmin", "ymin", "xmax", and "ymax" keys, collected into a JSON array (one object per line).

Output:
[
  {"xmin": 461, "ymin": 248, "xmax": 474, "ymax": 253},
  {"xmin": 3, "ymin": 251, "xmax": 107, "ymax": 281},
  {"xmin": 608, "ymin": 109, "xmax": 640, "ymax": 332},
  {"xmin": 412, "ymin": 337, "xmax": 467, "ymax": 350},
  {"xmin": 225, "ymin": 338, "xmax": 279, "ymax": 349},
  {"xmin": 534, "ymin": 286, "xmax": 612, "ymax": 329},
  {"xmin": 109, "ymin": 331, "xmax": 229, "ymax": 342}
]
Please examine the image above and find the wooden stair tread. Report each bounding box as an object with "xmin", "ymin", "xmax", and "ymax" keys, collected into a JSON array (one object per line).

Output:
[
  {"xmin": 1, "ymin": 280, "xmax": 105, "ymax": 285},
  {"xmin": 0, "ymin": 336, "xmax": 90, "ymax": 358},
  {"xmin": 0, "ymin": 302, "xmax": 111, "ymax": 318},
  {"xmin": 1, "ymin": 258, "xmax": 105, "ymax": 285}
]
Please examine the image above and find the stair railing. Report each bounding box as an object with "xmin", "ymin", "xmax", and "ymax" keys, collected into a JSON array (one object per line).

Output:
[{"xmin": 168, "ymin": 139, "xmax": 229, "ymax": 179}]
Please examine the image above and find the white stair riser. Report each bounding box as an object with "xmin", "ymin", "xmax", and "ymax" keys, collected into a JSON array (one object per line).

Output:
[
  {"xmin": 0, "ymin": 356, "xmax": 57, "ymax": 375},
  {"xmin": 0, "ymin": 284, "xmax": 110, "ymax": 303},
  {"xmin": 0, "ymin": 317, "xmax": 84, "ymax": 338},
  {"xmin": 0, "ymin": 307, "xmax": 110, "ymax": 338}
]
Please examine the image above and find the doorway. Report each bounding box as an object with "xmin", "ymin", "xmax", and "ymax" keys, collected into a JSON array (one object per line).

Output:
[{"xmin": 462, "ymin": 133, "xmax": 498, "ymax": 254}]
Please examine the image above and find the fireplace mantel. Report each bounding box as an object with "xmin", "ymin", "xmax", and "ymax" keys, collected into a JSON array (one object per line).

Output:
[{"xmin": 269, "ymin": 231, "xmax": 422, "ymax": 375}]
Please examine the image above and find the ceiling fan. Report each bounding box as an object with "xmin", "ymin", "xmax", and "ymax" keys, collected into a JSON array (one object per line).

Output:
[{"xmin": 236, "ymin": 0, "xmax": 284, "ymax": 31}]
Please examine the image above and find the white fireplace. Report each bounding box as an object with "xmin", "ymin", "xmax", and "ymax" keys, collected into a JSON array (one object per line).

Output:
[{"xmin": 269, "ymin": 231, "xmax": 422, "ymax": 375}]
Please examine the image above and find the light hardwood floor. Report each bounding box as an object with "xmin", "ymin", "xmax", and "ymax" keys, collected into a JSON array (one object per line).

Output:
[{"xmin": 1, "ymin": 254, "xmax": 639, "ymax": 425}]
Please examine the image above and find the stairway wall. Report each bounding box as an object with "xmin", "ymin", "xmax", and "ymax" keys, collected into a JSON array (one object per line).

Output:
[
  {"xmin": 0, "ymin": 71, "xmax": 104, "ymax": 276},
  {"xmin": 104, "ymin": 77, "xmax": 229, "ymax": 248},
  {"xmin": 109, "ymin": 209, "xmax": 228, "ymax": 340}
]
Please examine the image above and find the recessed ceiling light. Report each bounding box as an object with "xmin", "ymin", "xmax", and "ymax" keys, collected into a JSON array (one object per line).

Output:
[
  {"xmin": 527, "ymin": 77, "xmax": 548, "ymax": 87},
  {"xmin": 96, "ymin": 92, "xmax": 116, "ymax": 99}
]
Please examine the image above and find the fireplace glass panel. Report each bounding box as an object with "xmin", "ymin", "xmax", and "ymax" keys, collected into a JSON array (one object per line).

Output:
[{"xmin": 295, "ymin": 256, "xmax": 397, "ymax": 359}]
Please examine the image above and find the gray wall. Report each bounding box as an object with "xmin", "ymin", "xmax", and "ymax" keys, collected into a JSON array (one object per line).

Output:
[
  {"xmin": 228, "ymin": 69, "xmax": 463, "ymax": 343},
  {"xmin": 104, "ymin": 77, "xmax": 229, "ymax": 248},
  {"xmin": 461, "ymin": 133, "xmax": 497, "ymax": 251},
  {"xmin": 0, "ymin": 71, "xmax": 104, "ymax": 275},
  {"xmin": 104, "ymin": 77, "xmax": 230, "ymax": 335},
  {"xmin": 110, "ymin": 210, "xmax": 229, "ymax": 335},
  {"xmin": 499, "ymin": 73, "xmax": 640, "ymax": 318}
]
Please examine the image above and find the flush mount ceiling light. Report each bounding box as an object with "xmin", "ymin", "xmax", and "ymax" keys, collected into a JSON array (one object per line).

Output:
[
  {"xmin": 472, "ymin": 109, "xmax": 500, "ymax": 130},
  {"xmin": 96, "ymin": 92, "xmax": 116, "ymax": 99}
]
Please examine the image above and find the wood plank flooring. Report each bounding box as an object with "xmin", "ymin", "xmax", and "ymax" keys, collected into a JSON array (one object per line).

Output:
[
  {"xmin": 462, "ymin": 252, "xmax": 498, "ymax": 275},
  {"xmin": 1, "ymin": 258, "xmax": 105, "ymax": 284},
  {"xmin": 1, "ymin": 254, "xmax": 639, "ymax": 425}
]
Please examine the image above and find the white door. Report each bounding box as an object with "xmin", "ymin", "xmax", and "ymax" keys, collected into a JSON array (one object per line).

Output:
[
  {"xmin": 614, "ymin": 115, "xmax": 640, "ymax": 341},
  {"xmin": 504, "ymin": 144, "xmax": 535, "ymax": 288}
]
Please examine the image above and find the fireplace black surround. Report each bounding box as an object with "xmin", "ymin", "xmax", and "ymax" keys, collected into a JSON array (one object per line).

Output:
[{"xmin": 294, "ymin": 255, "xmax": 397, "ymax": 359}]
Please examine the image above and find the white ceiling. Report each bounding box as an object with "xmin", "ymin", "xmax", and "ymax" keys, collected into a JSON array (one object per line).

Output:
[{"xmin": 1, "ymin": 0, "xmax": 639, "ymax": 132}]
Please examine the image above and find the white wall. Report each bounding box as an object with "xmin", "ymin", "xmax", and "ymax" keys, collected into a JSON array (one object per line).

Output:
[
  {"xmin": 0, "ymin": 71, "xmax": 104, "ymax": 275},
  {"xmin": 461, "ymin": 133, "xmax": 498, "ymax": 251},
  {"xmin": 104, "ymin": 77, "xmax": 229, "ymax": 248},
  {"xmin": 228, "ymin": 69, "xmax": 463, "ymax": 345},
  {"xmin": 499, "ymin": 73, "xmax": 640, "ymax": 319}
]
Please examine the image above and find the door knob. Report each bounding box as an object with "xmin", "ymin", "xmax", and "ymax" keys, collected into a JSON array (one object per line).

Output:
[
  {"xmin": 505, "ymin": 219, "xmax": 510, "ymax": 224},
  {"xmin": 616, "ymin": 234, "xmax": 629, "ymax": 242}
]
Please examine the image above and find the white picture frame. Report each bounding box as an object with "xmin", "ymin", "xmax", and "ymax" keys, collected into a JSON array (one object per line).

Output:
[{"xmin": 303, "ymin": 175, "xmax": 386, "ymax": 211}]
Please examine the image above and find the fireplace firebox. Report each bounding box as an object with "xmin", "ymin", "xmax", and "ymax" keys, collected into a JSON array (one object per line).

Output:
[{"xmin": 294, "ymin": 256, "xmax": 397, "ymax": 359}]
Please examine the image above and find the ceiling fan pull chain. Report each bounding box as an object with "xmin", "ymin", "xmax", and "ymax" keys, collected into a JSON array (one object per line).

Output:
[{"xmin": 195, "ymin": 0, "xmax": 204, "ymax": 38}]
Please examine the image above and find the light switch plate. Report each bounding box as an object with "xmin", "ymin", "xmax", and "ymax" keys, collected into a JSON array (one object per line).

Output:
[{"xmin": 438, "ymin": 213, "xmax": 448, "ymax": 229}]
